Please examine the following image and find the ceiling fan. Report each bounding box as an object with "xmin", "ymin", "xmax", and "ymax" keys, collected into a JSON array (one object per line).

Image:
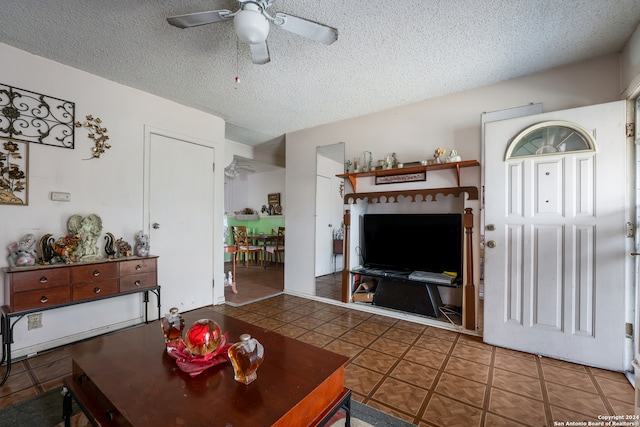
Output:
[
  {"xmin": 224, "ymin": 158, "xmax": 255, "ymax": 178},
  {"xmin": 167, "ymin": 0, "xmax": 338, "ymax": 65}
]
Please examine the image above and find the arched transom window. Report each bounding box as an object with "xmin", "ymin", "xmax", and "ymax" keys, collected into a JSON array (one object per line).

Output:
[{"xmin": 506, "ymin": 120, "xmax": 596, "ymax": 160}]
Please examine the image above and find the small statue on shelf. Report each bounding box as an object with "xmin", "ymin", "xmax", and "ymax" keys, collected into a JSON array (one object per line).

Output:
[
  {"xmin": 135, "ymin": 231, "xmax": 150, "ymax": 257},
  {"xmin": 38, "ymin": 233, "xmax": 55, "ymax": 265},
  {"xmin": 116, "ymin": 238, "xmax": 132, "ymax": 258},
  {"xmin": 104, "ymin": 232, "xmax": 117, "ymax": 259},
  {"xmin": 67, "ymin": 213, "xmax": 103, "ymax": 259},
  {"xmin": 7, "ymin": 233, "xmax": 38, "ymax": 267}
]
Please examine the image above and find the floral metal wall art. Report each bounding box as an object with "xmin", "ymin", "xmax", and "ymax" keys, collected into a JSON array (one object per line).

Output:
[
  {"xmin": 0, "ymin": 83, "xmax": 75, "ymax": 148},
  {"xmin": 75, "ymin": 115, "xmax": 110, "ymax": 159},
  {"xmin": 0, "ymin": 137, "xmax": 28, "ymax": 205}
]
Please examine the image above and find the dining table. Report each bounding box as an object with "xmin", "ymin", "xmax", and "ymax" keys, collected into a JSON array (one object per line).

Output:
[{"xmin": 248, "ymin": 233, "xmax": 280, "ymax": 268}]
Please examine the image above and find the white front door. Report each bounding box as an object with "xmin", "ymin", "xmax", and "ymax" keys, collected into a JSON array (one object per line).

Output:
[
  {"xmin": 483, "ymin": 101, "xmax": 630, "ymax": 370},
  {"xmin": 147, "ymin": 131, "xmax": 215, "ymax": 312}
]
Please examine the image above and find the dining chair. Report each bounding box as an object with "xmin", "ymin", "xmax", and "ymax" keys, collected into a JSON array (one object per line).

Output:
[
  {"xmin": 266, "ymin": 227, "xmax": 285, "ymax": 266},
  {"xmin": 232, "ymin": 226, "xmax": 262, "ymax": 267}
]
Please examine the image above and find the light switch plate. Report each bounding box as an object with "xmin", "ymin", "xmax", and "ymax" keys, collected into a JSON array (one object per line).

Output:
[{"xmin": 51, "ymin": 191, "xmax": 70, "ymax": 202}]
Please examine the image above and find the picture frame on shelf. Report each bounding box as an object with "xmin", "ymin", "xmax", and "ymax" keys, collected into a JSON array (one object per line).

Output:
[
  {"xmin": 268, "ymin": 193, "xmax": 280, "ymax": 205},
  {"xmin": 375, "ymin": 171, "xmax": 426, "ymax": 185}
]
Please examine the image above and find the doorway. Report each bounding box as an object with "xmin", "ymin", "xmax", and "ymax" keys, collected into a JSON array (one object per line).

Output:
[{"xmin": 315, "ymin": 142, "xmax": 345, "ymax": 301}]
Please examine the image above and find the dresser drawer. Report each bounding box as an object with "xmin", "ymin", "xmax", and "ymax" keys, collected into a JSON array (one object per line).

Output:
[
  {"xmin": 71, "ymin": 263, "xmax": 118, "ymax": 283},
  {"xmin": 12, "ymin": 286, "xmax": 71, "ymax": 312},
  {"xmin": 73, "ymin": 279, "xmax": 118, "ymax": 301},
  {"xmin": 8, "ymin": 268, "xmax": 70, "ymax": 293},
  {"xmin": 119, "ymin": 258, "xmax": 157, "ymax": 276},
  {"xmin": 119, "ymin": 272, "xmax": 156, "ymax": 292}
]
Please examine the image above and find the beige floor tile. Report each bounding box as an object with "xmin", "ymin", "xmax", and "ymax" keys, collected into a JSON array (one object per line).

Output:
[
  {"xmin": 488, "ymin": 387, "xmax": 547, "ymax": 426},
  {"xmin": 372, "ymin": 377, "xmax": 429, "ymax": 416},
  {"xmin": 368, "ymin": 336, "xmax": 411, "ymax": 358},
  {"xmin": 435, "ymin": 372, "xmax": 487, "ymax": 408},
  {"xmin": 389, "ymin": 359, "xmax": 438, "ymax": 389},
  {"xmin": 323, "ymin": 339, "xmax": 365, "ymax": 359},
  {"xmin": 594, "ymin": 376, "xmax": 635, "ymax": 403},
  {"xmin": 404, "ymin": 346, "xmax": 448, "ymax": 369},
  {"xmin": 542, "ymin": 363, "xmax": 597, "ymax": 393},
  {"xmin": 422, "ymin": 393, "xmax": 483, "ymax": 427},
  {"xmin": 445, "ymin": 356, "xmax": 490, "ymax": 384},
  {"xmin": 344, "ymin": 364, "xmax": 383, "ymax": 395},
  {"xmin": 451, "ymin": 342, "xmax": 492, "ymax": 365},
  {"xmin": 491, "ymin": 368, "xmax": 543, "ymax": 400},
  {"xmin": 493, "ymin": 352, "xmax": 540, "ymax": 378},
  {"xmin": 351, "ymin": 349, "xmax": 398, "ymax": 375},
  {"xmin": 545, "ymin": 382, "xmax": 608, "ymax": 416}
]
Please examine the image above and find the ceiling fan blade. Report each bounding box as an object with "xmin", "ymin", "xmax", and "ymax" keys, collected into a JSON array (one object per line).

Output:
[
  {"xmin": 249, "ymin": 41, "xmax": 270, "ymax": 65},
  {"xmin": 167, "ymin": 10, "xmax": 233, "ymax": 28},
  {"xmin": 274, "ymin": 12, "xmax": 338, "ymax": 45}
]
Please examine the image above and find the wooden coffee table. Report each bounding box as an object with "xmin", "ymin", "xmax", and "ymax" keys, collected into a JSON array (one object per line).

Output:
[{"xmin": 62, "ymin": 307, "xmax": 350, "ymax": 426}]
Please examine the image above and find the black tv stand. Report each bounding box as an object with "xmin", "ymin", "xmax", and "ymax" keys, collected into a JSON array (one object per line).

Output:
[{"xmin": 351, "ymin": 267, "xmax": 461, "ymax": 319}]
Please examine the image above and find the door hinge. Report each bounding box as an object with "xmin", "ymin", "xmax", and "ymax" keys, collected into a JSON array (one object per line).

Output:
[
  {"xmin": 626, "ymin": 123, "xmax": 635, "ymax": 138},
  {"xmin": 626, "ymin": 222, "xmax": 635, "ymax": 238},
  {"xmin": 212, "ymin": 163, "xmax": 215, "ymax": 172},
  {"xmin": 626, "ymin": 322, "xmax": 633, "ymax": 338}
]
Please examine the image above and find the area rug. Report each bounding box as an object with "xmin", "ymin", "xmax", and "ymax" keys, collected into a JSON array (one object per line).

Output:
[{"xmin": 0, "ymin": 387, "xmax": 415, "ymax": 427}]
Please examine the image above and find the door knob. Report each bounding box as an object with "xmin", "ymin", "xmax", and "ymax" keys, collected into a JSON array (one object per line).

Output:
[
  {"xmin": 487, "ymin": 240, "xmax": 497, "ymax": 248},
  {"xmin": 152, "ymin": 223, "xmax": 160, "ymax": 229}
]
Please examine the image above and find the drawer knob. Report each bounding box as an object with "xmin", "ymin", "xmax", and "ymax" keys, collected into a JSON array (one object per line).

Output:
[
  {"xmin": 93, "ymin": 287, "xmax": 101, "ymax": 294},
  {"xmin": 93, "ymin": 269, "xmax": 100, "ymax": 277},
  {"xmin": 40, "ymin": 296, "xmax": 48, "ymax": 303},
  {"xmin": 134, "ymin": 280, "xmax": 141, "ymax": 287},
  {"xmin": 135, "ymin": 264, "xmax": 142, "ymax": 271},
  {"xmin": 39, "ymin": 276, "xmax": 48, "ymax": 283}
]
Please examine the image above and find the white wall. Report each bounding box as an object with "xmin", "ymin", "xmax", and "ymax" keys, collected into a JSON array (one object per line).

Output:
[
  {"xmin": 0, "ymin": 42, "xmax": 226, "ymax": 357},
  {"xmin": 285, "ymin": 54, "xmax": 622, "ymax": 298},
  {"xmin": 248, "ymin": 169, "xmax": 286, "ymax": 215}
]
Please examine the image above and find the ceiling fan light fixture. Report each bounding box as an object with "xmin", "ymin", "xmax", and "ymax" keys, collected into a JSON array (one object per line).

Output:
[{"xmin": 234, "ymin": 9, "xmax": 269, "ymax": 44}]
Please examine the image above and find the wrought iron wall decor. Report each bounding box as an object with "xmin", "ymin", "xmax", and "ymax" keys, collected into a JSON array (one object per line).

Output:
[
  {"xmin": 75, "ymin": 115, "xmax": 110, "ymax": 159},
  {"xmin": 0, "ymin": 83, "xmax": 75, "ymax": 149},
  {"xmin": 0, "ymin": 137, "xmax": 29, "ymax": 206}
]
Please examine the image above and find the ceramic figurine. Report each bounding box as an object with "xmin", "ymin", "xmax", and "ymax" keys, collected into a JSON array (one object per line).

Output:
[
  {"xmin": 434, "ymin": 147, "xmax": 445, "ymax": 164},
  {"xmin": 116, "ymin": 238, "xmax": 132, "ymax": 257},
  {"xmin": 104, "ymin": 232, "xmax": 117, "ymax": 258},
  {"xmin": 446, "ymin": 149, "xmax": 462, "ymax": 163},
  {"xmin": 135, "ymin": 231, "xmax": 150, "ymax": 257},
  {"xmin": 38, "ymin": 233, "xmax": 55, "ymax": 264},
  {"xmin": 7, "ymin": 233, "xmax": 38, "ymax": 267}
]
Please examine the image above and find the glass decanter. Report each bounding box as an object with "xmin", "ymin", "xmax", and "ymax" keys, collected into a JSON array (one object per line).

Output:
[
  {"xmin": 228, "ymin": 334, "xmax": 264, "ymax": 385},
  {"xmin": 161, "ymin": 307, "xmax": 184, "ymax": 343}
]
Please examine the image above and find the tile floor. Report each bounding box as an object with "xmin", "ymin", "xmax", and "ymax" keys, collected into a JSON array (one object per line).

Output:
[{"xmin": 0, "ymin": 265, "xmax": 635, "ymax": 427}]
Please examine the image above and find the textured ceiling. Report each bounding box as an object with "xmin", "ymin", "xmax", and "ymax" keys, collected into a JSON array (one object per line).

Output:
[{"xmin": 1, "ymin": 1, "xmax": 639, "ymax": 146}]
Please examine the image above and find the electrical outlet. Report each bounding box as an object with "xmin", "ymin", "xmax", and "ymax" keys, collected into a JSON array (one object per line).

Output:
[
  {"xmin": 51, "ymin": 191, "xmax": 71, "ymax": 202},
  {"xmin": 27, "ymin": 313, "xmax": 42, "ymax": 330}
]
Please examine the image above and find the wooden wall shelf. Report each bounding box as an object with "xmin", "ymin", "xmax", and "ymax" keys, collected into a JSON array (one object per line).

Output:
[
  {"xmin": 344, "ymin": 186, "xmax": 478, "ymax": 204},
  {"xmin": 337, "ymin": 160, "xmax": 479, "ymax": 192}
]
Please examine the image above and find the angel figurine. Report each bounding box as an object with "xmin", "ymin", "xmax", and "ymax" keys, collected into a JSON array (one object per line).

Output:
[{"xmin": 68, "ymin": 214, "xmax": 103, "ymax": 259}]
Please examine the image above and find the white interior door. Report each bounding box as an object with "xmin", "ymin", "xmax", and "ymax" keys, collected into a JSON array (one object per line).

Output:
[
  {"xmin": 484, "ymin": 101, "xmax": 630, "ymax": 370},
  {"xmin": 315, "ymin": 175, "xmax": 332, "ymax": 277},
  {"xmin": 148, "ymin": 132, "xmax": 215, "ymax": 312}
]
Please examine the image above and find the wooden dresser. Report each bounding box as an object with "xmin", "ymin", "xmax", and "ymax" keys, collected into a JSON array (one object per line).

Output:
[
  {"xmin": 3, "ymin": 256, "xmax": 158, "ymax": 313},
  {"xmin": 1, "ymin": 256, "xmax": 160, "ymax": 386}
]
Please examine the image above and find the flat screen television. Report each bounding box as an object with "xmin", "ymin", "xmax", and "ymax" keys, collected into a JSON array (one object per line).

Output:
[{"xmin": 362, "ymin": 213, "xmax": 463, "ymax": 277}]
